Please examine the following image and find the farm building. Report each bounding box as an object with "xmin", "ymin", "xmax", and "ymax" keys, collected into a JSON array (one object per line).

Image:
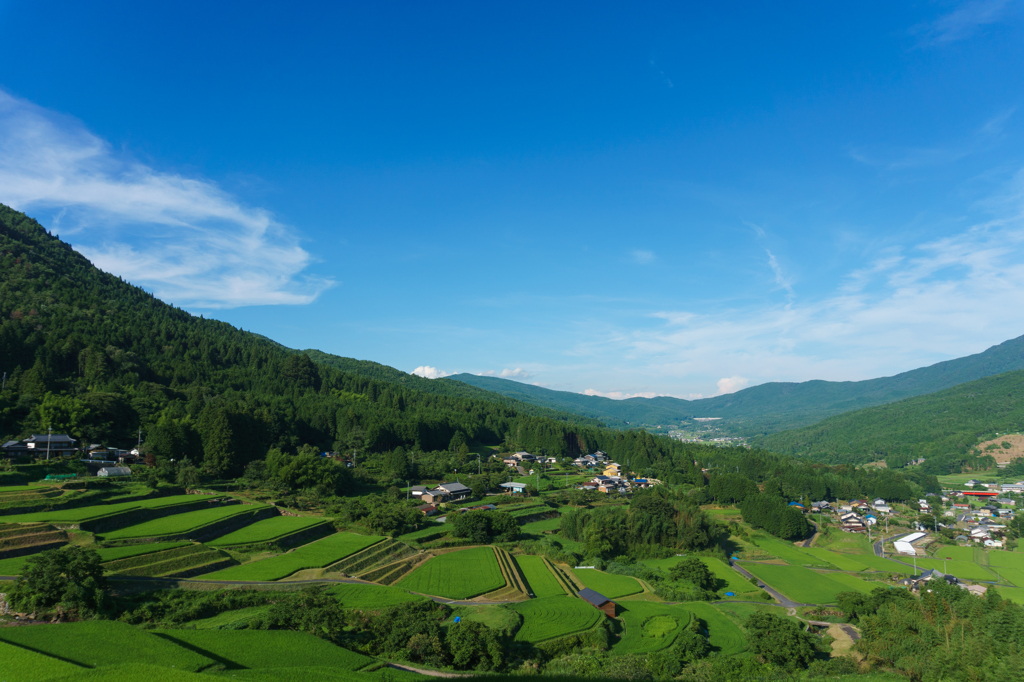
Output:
[
  {"xmin": 578, "ymin": 587, "xmax": 616, "ymax": 617},
  {"xmin": 97, "ymin": 466, "xmax": 132, "ymax": 477},
  {"xmin": 894, "ymin": 532, "xmax": 926, "ymax": 556}
]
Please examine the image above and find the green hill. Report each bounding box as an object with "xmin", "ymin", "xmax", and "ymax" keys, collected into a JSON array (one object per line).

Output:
[
  {"xmin": 0, "ymin": 204, "xmax": 600, "ymax": 476},
  {"xmin": 756, "ymin": 369, "xmax": 1024, "ymax": 469},
  {"xmin": 451, "ymin": 334, "xmax": 1024, "ymax": 434}
]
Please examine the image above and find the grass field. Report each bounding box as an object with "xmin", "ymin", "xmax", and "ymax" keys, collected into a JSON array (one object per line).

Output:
[
  {"xmin": 678, "ymin": 602, "xmax": 747, "ymax": 655},
  {"xmin": 571, "ymin": 568, "xmax": 643, "ymax": 598},
  {"xmin": 0, "ymin": 639, "xmax": 84, "ymax": 681},
  {"xmin": 817, "ymin": 570, "xmax": 878, "ymax": 594},
  {"xmin": 398, "ymin": 546, "xmax": 505, "ymax": 599},
  {"xmin": 990, "ymin": 549, "xmax": 1024, "ymax": 570},
  {"xmin": 155, "ymin": 629, "xmax": 374, "ymax": 671},
  {"xmin": 184, "ymin": 605, "xmax": 272, "ymax": 630},
  {"xmin": 204, "ymin": 532, "xmax": 384, "ymax": 581},
  {"xmin": 511, "ymin": 595, "xmax": 603, "ymax": 642},
  {"xmin": 516, "ymin": 555, "xmax": 566, "ymax": 597},
  {"xmin": 208, "ymin": 516, "xmax": 327, "ymax": 546},
  {"xmin": 328, "ymin": 582, "xmax": 429, "ymax": 608},
  {"xmin": 520, "ymin": 517, "xmax": 562, "ymax": 533},
  {"xmin": 991, "ymin": 566, "xmax": 1024, "ymax": 587},
  {"xmin": 0, "ymin": 554, "xmax": 30, "ymax": 575},
  {"xmin": 852, "ymin": 553, "xmax": 916, "ymax": 574},
  {"xmin": 394, "ymin": 524, "xmax": 448, "ymax": 542},
  {"xmin": 613, "ymin": 602, "xmax": 693, "ymax": 655},
  {"xmin": 0, "ymin": 620, "xmax": 215, "ymax": 671},
  {"xmin": 96, "ymin": 541, "xmax": 191, "ymax": 562},
  {"xmin": 99, "ymin": 504, "xmax": 270, "ymax": 540},
  {"xmin": 996, "ymin": 586, "xmax": 1024, "ymax": 604},
  {"xmin": 0, "ymin": 494, "xmax": 199, "ymax": 524},
  {"xmin": 742, "ymin": 563, "xmax": 862, "ymax": 603}
]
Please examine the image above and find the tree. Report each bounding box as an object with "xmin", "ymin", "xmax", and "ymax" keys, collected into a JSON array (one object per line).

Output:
[
  {"xmin": 745, "ymin": 611, "xmax": 819, "ymax": 669},
  {"xmin": 9, "ymin": 546, "xmax": 107, "ymax": 616},
  {"xmin": 176, "ymin": 457, "xmax": 200, "ymax": 488},
  {"xmin": 447, "ymin": 620, "xmax": 504, "ymax": 671},
  {"xmin": 262, "ymin": 585, "xmax": 344, "ymax": 642},
  {"xmin": 669, "ymin": 557, "xmax": 716, "ymax": 591},
  {"xmin": 470, "ymin": 476, "xmax": 489, "ymax": 497}
]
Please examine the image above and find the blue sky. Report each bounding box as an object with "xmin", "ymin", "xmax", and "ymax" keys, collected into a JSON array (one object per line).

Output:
[{"xmin": 2, "ymin": 1, "xmax": 1024, "ymax": 398}]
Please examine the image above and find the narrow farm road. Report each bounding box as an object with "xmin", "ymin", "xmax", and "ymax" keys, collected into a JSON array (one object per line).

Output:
[{"xmin": 387, "ymin": 663, "xmax": 466, "ymax": 678}]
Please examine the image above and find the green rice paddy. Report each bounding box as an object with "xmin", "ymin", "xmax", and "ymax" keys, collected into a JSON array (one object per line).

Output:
[
  {"xmin": 155, "ymin": 629, "xmax": 374, "ymax": 671},
  {"xmin": 990, "ymin": 549, "xmax": 1024, "ymax": 570},
  {"xmin": 613, "ymin": 602, "xmax": 692, "ymax": 655},
  {"xmin": 95, "ymin": 541, "xmax": 191, "ymax": 562},
  {"xmin": 0, "ymin": 494, "xmax": 199, "ymax": 524},
  {"xmin": 0, "ymin": 621, "xmax": 215, "ymax": 671},
  {"xmin": 398, "ymin": 546, "xmax": 505, "ymax": 599},
  {"xmin": 571, "ymin": 568, "xmax": 643, "ymax": 598},
  {"xmin": 741, "ymin": 563, "xmax": 866, "ymax": 603},
  {"xmin": 204, "ymin": 532, "xmax": 384, "ymax": 581},
  {"xmin": 678, "ymin": 602, "xmax": 747, "ymax": 655},
  {"xmin": 803, "ymin": 548, "xmax": 870, "ymax": 572},
  {"xmin": 511, "ymin": 595, "xmax": 603, "ymax": 642},
  {"xmin": 99, "ymin": 504, "xmax": 270, "ymax": 540},
  {"xmin": 207, "ymin": 515, "xmax": 327, "ymax": 546},
  {"xmin": 516, "ymin": 554, "xmax": 566, "ymax": 597},
  {"xmin": 328, "ymin": 582, "xmax": 429, "ymax": 608},
  {"xmin": 0, "ymin": 639, "xmax": 84, "ymax": 681}
]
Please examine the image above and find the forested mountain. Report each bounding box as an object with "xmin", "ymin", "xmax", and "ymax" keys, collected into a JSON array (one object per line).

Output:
[
  {"xmin": 758, "ymin": 369, "xmax": 1024, "ymax": 472},
  {"xmin": 451, "ymin": 333, "xmax": 1024, "ymax": 434},
  {"xmin": 0, "ymin": 204, "xmax": 603, "ymax": 477}
]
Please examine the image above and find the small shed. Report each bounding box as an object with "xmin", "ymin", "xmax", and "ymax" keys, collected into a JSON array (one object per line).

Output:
[
  {"xmin": 500, "ymin": 482, "xmax": 527, "ymax": 494},
  {"xmin": 578, "ymin": 587, "xmax": 616, "ymax": 617},
  {"xmin": 97, "ymin": 466, "xmax": 132, "ymax": 477}
]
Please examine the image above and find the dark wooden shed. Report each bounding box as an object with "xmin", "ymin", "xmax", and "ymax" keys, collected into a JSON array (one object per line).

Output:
[{"xmin": 578, "ymin": 587, "xmax": 616, "ymax": 617}]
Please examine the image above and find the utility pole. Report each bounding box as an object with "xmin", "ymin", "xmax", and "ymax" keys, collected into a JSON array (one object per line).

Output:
[
  {"xmin": 137, "ymin": 428, "xmax": 143, "ymax": 451},
  {"xmin": 1, "ymin": 371, "xmax": 6, "ymax": 390},
  {"xmin": 46, "ymin": 426, "xmax": 52, "ymax": 462},
  {"xmin": 407, "ymin": 481, "xmax": 410, "ymax": 501},
  {"xmin": 478, "ymin": 454, "xmax": 481, "ymax": 476}
]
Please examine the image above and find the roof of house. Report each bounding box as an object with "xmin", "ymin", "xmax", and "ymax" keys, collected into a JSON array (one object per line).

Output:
[
  {"xmin": 26, "ymin": 434, "xmax": 76, "ymax": 443},
  {"xmin": 500, "ymin": 482, "xmax": 527, "ymax": 489},
  {"xmin": 410, "ymin": 485, "xmax": 428, "ymax": 491},
  {"xmin": 438, "ymin": 482, "xmax": 470, "ymax": 493},
  {"xmin": 578, "ymin": 587, "xmax": 611, "ymax": 607}
]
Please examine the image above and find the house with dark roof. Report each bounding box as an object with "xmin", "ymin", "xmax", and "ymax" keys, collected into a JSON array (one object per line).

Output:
[
  {"xmin": 436, "ymin": 482, "xmax": 471, "ymax": 501},
  {"xmin": 1, "ymin": 440, "xmax": 29, "ymax": 457},
  {"xmin": 578, "ymin": 587, "xmax": 616, "ymax": 617},
  {"xmin": 24, "ymin": 433, "xmax": 77, "ymax": 456}
]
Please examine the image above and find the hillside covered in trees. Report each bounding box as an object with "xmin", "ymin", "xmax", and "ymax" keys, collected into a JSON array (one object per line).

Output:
[
  {"xmin": 452, "ymin": 333, "xmax": 1024, "ymax": 433},
  {"xmin": 758, "ymin": 369, "xmax": 1024, "ymax": 472}
]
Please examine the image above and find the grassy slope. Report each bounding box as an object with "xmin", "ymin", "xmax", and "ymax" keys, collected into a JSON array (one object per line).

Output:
[{"xmin": 759, "ymin": 369, "xmax": 1024, "ymax": 464}]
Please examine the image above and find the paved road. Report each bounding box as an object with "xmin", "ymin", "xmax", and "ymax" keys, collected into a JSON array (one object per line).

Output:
[{"xmin": 728, "ymin": 561, "xmax": 812, "ymax": 608}]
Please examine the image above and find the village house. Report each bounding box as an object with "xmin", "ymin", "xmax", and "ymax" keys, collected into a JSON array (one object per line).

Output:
[{"xmin": 578, "ymin": 587, "xmax": 616, "ymax": 617}]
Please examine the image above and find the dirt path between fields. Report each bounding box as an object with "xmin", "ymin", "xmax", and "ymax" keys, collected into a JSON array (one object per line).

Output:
[{"xmin": 387, "ymin": 663, "xmax": 466, "ymax": 677}]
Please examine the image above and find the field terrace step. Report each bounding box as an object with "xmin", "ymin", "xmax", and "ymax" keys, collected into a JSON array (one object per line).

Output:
[
  {"xmin": 106, "ymin": 546, "xmax": 230, "ymax": 577},
  {"xmin": 0, "ymin": 524, "xmax": 67, "ymax": 559},
  {"xmin": 79, "ymin": 497, "xmax": 243, "ymax": 534},
  {"xmin": 0, "ymin": 522, "xmax": 51, "ymax": 539},
  {"xmin": 546, "ymin": 560, "xmax": 580, "ymax": 595},
  {"xmin": 326, "ymin": 538, "xmax": 406, "ymax": 575},
  {"xmin": 100, "ymin": 506, "xmax": 279, "ymax": 545},
  {"xmin": 377, "ymin": 554, "xmax": 432, "ymax": 586},
  {"xmin": 494, "ymin": 547, "xmax": 529, "ymax": 594}
]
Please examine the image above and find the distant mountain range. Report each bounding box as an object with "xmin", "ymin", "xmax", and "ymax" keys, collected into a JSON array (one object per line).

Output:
[{"xmin": 449, "ymin": 334, "xmax": 1024, "ymax": 434}]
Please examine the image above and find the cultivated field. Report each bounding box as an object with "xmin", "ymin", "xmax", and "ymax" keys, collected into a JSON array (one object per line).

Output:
[
  {"xmin": 571, "ymin": 568, "xmax": 643, "ymax": 598},
  {"xmin": 640, "ymin": 556, "xmax": 755, "ymax": 596},
  {"xmin": 0, "ymin": 640, "xmax": 83, "ymax": 682},
  {"xmin": 911, "ymin": 558, "xmax": 996, "ymax": 581},
  {"xmin": 95, "ymin": 541, "xmax": 191, "ymax": 562},
  {"xmin": 99, "ymin": 504, "xmax": 270, "ymax": 540},
  {"xmin": 741, "ymin": 563, "xmax": 870, "ymax": 603},
  {"xmin": 679, "ymin": 602, "xmax": 747, "ymax": 656},
  {"xmin": 208, "ymin": 515, "xmax": 327, "ymax": 546},
  {"xmin": 155, "ymin": 629, "xmax": 374, "ymax": 671},
  {"xmin": 750, "ymin": 535, "xmax": 834, "ymax": 568},
  {"xmin": 990, "ymin": 549, "xmax": 1024, "ymax": 570},
  {"xmin": 511, "ymin": 595, "xmax": 603, "ymax": 642},
  {"xmin": 803, "ymin": 548, "xmax": 870, "ymax": 572},
  {"xmin": 0, "ymin": 621, "xmax": 215, "ymax": 671},
  {"xmin": 929, "ymin": 545, "xmax": 976, "ymax": 562},
  {"xmin": 516, "ymin": 554, "xmax": 566, "ymax": 597},
  {"xmin": 328, "ymin": 582, "xmax": 429, "ymax": 608},
  {"xmin": 205, "ymin": 532, "xmax": 384, "ymax": 581},
  {"xmin": 613, "ymin": 602, "xmax": 693, "ymax": 655},
  {"xmin": 398, "ymin": 546, "xmax": 505, "ymax": 599},
  {"xmin": 1, "ymin": 494, "xmax": 199, "ymax": 524}
]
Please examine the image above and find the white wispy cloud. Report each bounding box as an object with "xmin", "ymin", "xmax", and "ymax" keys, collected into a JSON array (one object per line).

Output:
[
  {"xmin": 632, "ymin": 249, "xmax": 656, "ymax": 265},
  {"xmin": 765, "ymin": 249, "xmax": 795, "ymax": 299},
  {"xmin": 411, "ymin": 366, "xmax": 452, "ymax": 379},
  {"xmin": 0, "ymin": 89, "xmax": 332, "ymax": 308},
  {"xmin": 716, "ymin": 377, "xmax": 749, "ymax": 395},
  {"xmin": 911, "ymin": 0, "xmax": 1015, "ymax": 46}
]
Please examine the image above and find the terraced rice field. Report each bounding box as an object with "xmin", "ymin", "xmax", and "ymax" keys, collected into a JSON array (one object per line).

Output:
[
  {"xmin": 0, "ymin": 621, "xmax": 215, "ymax": 671},
  {"xmin": 516, "ymin": 555, "xmax": 566, "ymax": 597},
  {"xmin": 641, "ymin": 556, "xmax": 754, "ymax": 596},
  {"xmin": 818, "ymin": 570, "xmax": 877, "ymax": 594},
  {"xmin": 1, "ymin": 494, "xmax": 199, "ymax": 524},
  {"xmin": 185, "ymin": 605, "xmax": 272, "ymax": 630},
  {"xmin": 0, "ymin": 639, "xmax": 84, "ymax": 681},
  {"xmin": 398, "ymin": 546, "xmax": 505, "ymax": 599},
  {"xmin": 511, "ymin": 595, "xmax": 603, "ymax": 642},
  {"xmin": 750, "ymin": 535, "xmax": 834, "ymax": 568},
  {"xmin": 803, "ymin": 548, "xmax": 870, "ymax": 572},
  {"xmin": 851, "ymin": 552, "xmax": 915, "ymax": 574},
  {"xmin": 991, "ymin": 566, "xmax": 1024, "ymax": 587},
  {"xmin": 155, "ymin": 629, "xmax": 374, "ymax": 671},
  {"xmin": 208, "ymin": 515, "xmax": 327, "ymax": 546},
  {"xmin": 990, "ymin": 549, "xmax": 1024, "ymax": 570},
  {"xmin": 572, "ymin": 568, "xmax": 643, "ymax": 598},
  {"xmin": 205, "ymin": 532, "xmax": 384, "ymax": 581},
  {"xmin": 679, "ymin": 602, "xmax": 747, "ymax": 655},
  {"xmin": 911, "ymin": 558, "xmax": 996, "ymax": 581},
  {"xmin": 328, "ymin": 582, "xmax": 429, "ymax": 608},
  {"xmin": 100, "ymin": 504, "xmax": 270, "ymax": 540},
  {"xmin": 742, "ymin": 563, "xmax": 864, "ymax": 604},
  {"xmin": 520, "ymin": 517, "xmax": 562, "ymax": 533},
  {"xmin": 33, "ymin": 662, "xmax": 215, "ymax": 681},
  {"xmin": 996, "ymin": 586, "xmax": 1024, "ymax": 604},
  {"xmin": 0, "ymin": 554, "xmax": 31, "ymax": 575},
  {"xmin": 96, "ymin": 541, "xmax": 191, "ymax": 562},
  {"xmin": 930, "ymin": 545, "xmax": 976, "ymax": 562},
  {"xmin": 613, "ymin": 602, "xmax": 693, "ymax": 655}
]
